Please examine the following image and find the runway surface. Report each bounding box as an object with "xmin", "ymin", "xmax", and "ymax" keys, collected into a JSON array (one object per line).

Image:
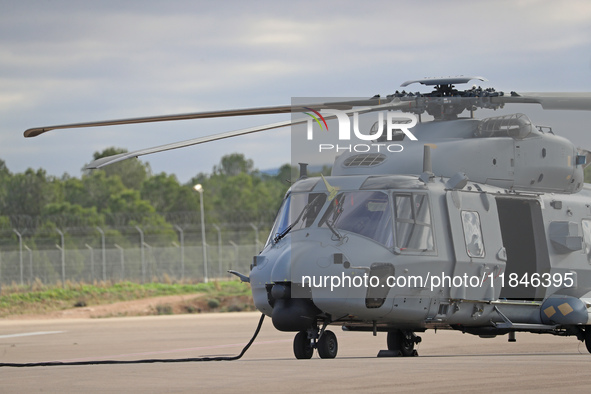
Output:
[{"xmin": 2, "ymin": 311, "xmax": 591, "ymax": 393}]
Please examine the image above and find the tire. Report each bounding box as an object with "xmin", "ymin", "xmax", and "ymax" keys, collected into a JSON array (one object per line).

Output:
[
  {"xmin": 387, "ymin": 330, "xmax": 415, "ymax": 357},
  {"xmin": 399, "ymin": 332, "xmax": 415, "ymax": 357},
  {"xmin": 585, "ymin": 328, "xmax": 591, "ymax": 354},
  {"xmin": 293, "ymin": 331, "xmax": 314, "ymax": 359},
  {"xmin": 317, "ymin": 330, "xmax": 338, "ymax": 359}
]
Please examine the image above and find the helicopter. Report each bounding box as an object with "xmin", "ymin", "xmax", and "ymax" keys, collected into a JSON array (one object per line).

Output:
[{"xmin": 23, "ymin": 76, "xmax": 591, "ymax": 359}]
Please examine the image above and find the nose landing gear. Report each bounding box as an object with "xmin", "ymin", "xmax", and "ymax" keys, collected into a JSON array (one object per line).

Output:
[{"xmin": 293, "ymin": 326, "xmax": 338, "ymax": 359}]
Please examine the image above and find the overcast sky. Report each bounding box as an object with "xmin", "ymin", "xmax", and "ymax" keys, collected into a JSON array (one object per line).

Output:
[{"xmin": 1, "ymin": 0, "xmax": 590, "ymax": 183}]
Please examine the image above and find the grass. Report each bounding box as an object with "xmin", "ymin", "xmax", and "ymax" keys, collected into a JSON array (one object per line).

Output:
[{"xmin": 0, "ymin": 280, "xmax": 252, "ymax": 317}]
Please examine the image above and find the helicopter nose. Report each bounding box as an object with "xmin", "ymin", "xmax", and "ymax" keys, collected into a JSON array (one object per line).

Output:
[
  {"xmin": 271, "ymin": 282, "xmax": 320, "ymax": 332},
  {"xmin": 265, "ymin": 245, "xmax": 321, "ymax": 331}
]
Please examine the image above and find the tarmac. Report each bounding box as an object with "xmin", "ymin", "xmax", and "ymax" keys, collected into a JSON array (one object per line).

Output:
[{"xmin": 2, "ymin": 311, "xmax": 591, "ymax": 393}]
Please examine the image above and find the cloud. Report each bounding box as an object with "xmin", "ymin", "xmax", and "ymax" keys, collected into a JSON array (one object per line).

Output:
[{"xmin": 1, "ymin": 0, "xmax": 590, "ymax": 182}]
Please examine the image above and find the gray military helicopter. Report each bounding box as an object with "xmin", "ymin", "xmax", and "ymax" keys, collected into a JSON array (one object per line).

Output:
[{"xmin": 24, "ymin": 76, "xmax": 591, "ymax": 359}]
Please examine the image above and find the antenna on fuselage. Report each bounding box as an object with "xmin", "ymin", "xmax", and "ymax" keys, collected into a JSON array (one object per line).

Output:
[{"xmin": 419, "ymin": 144, "xmax": 436, "ymax": 183}]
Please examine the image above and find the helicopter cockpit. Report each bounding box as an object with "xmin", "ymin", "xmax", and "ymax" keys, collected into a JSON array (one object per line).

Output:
[
  {"xmin": 317, "ymin": 190, "xmax": 393, "ymax": 248},
  {"xmin": 266, "ymin": 177, "xmax": 435, "ymax": 253}
]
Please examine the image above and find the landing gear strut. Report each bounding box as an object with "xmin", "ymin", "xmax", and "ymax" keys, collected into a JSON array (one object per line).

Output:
[
  {"xmin": 293, "ymin": 326, "xmax": 338, "ymax": 359},
  {"xmin": 378, "ymin": 329, "xmax": 421, "ymax": 357}
]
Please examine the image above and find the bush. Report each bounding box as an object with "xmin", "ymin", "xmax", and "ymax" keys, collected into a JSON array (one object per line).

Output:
[
  {"xmin": 155, "ymin": 304, "xmax": 173, "ymax": 315},
  {"xmin": 207, "ymin": 298, "xmax": 220, "ymax": 309}
]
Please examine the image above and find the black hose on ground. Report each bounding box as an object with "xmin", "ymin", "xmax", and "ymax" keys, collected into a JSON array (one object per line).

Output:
[{"xmin": 0, "ymin": 313, "xmax": 265, "ymax": 368}]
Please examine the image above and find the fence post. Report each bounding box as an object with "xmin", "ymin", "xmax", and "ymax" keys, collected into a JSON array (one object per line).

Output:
[
  {"xmin": 96, "ymin": 226, "xmax": 106, "ymax": 282},
  {"xmin": 135, "ymin": 226, "xmax": 145, "ymax": 283},
  {"xmin": 213, "ymin": 224, "xmax": 222, "ymax": 278},
  {"xmin": 85, "ymin": 244, "xmax": 94, "ymax": 282},
  {"xmin": 13, "ymin": 229, "xmax": 23, "ymax": 285},
  {"xmin": 55, "ymin": 228, "xmax": 65, "ymax": 288},
  {"xmin": 24, "ymin": 245, "xmax": 33, "ymax": 285},
  {"xmin": 114, "ymin": 243, "xmax": 125, "ymax": 280},
  {"xmin": 229, "ymin": 241, "xmax": 239, "ymax": 273},
  {"xmin": 174, "ymin": 225, "xmax": 185, "ymax": 281}
]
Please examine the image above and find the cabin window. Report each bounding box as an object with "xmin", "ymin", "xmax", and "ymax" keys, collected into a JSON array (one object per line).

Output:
[
  {"xmin": 393, "ymin": 193, "xmax": 434, "ymax": 251},
  {"xmin": 319, "ymin": 191, "xmax": 393, "ymax": 247},
  {"xmin": 461, "ymin": 210, "xmax": 485, "ymax": 258}
]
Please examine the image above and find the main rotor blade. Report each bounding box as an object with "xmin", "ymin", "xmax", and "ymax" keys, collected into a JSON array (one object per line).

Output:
[
  {"xmin": 493, "ymin": 92, "xmax": 591, "ymax": 111},
  {"xmin": 85, "ymin": 100, "xmax": 407, "ymax": 169},
  {"xmin": 24, "ymin": 105, "xmax": 297, "ymax": 138},
  {"xmin": 85, "ymin": 118, "xmax": 299, "ymax": 169},
  {"xmin": 24, "ymin": 97, "xmax": 393, "ymax": 138}
]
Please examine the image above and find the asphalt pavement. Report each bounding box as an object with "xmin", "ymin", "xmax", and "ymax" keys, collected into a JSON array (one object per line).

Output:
[{"xmin": 2, "ymin": 312, "xmax": 591, "ymax": 393}]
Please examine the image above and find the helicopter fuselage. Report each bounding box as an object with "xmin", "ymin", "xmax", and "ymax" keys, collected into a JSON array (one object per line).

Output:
[
  {"xmin": 250, "ymin": 112, "xmax": 591, "ymax": 350},
  {"xmin": 251, "ymin": 171, "xmax": 591, "ymax": 339}
]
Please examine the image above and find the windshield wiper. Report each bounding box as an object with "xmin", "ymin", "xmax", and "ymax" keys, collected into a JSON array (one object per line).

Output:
[
  {"xmin": 273, "ymin": 195, "xmax": 323, "ymax": 243},
  {"xmin": 324, "ymin": 218, "xmax": 342, "ymax": 240}
]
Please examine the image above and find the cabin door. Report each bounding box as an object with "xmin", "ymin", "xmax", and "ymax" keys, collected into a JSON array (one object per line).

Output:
[{"xmin": 445, "ymin": 190, "xmax": 506, "ymax": 300}]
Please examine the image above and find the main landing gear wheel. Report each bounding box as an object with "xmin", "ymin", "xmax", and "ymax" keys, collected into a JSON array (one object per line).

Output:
[
  {"xmin": 585, "ymin": 327, "xmax": 591, "ymax": 354},
  {"xmin": 293, "ymin": 331, "xmax": 314, "ymax": 359},
  {"xmin": 293, "ymin": 328, "xmax": 339, "ymax": 359},
  {"xmin": 317, "ymin": 330, "xmax": 338, "ymax": 359},
  {"xmin": 386, "ymin": 330, "xmax": 421, "ymax": 357}
]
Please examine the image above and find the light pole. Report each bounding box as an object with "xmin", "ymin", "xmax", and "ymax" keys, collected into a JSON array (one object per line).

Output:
[{"xmin": 194, "ymin": 184, "xmax": 208, "ymax": 283}]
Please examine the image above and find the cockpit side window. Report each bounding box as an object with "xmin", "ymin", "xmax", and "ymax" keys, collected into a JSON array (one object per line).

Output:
[
  {"xmin": 393, "ymin": 193, "xmax": 434, "ymax": 251},
  {"xmin": 267, "ymin": 192, "xmax": 327, "ymax": 245}
]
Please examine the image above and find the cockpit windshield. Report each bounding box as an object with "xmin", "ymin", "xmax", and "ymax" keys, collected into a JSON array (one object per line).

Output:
[
  {"xmin": 267, "ymin": 192, "xmax": 327, "ymax": 244},
  {"xmin": 318, "ymin": 191, "xmax": 393, "ymax": 247}
]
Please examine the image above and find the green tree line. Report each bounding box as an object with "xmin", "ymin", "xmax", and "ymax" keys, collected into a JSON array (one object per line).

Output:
[{"xmin": 0, "ymin": 149, "xmax": 318, "ymax": 249}]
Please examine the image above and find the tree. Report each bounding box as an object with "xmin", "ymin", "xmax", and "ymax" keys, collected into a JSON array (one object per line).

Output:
[
  {"xmin": 0, "ymin": 159, "xmax": 11, "ymax": 215},
  {"xmin": 4, "ymin": 168, "xmax": 60, "ymax": 217},
  {"xmin": 64, "ymin": 171, "xmax": 128, "ymax": 213},
  {"xmin": 141, "ymin": 173, "xmax": 199, "ymax": 213},
  {"xmin": 213, "ymin": 153, "xmax": 253, "ymax": 176},
  {"xmin": 105, "ymin": 189, "xmax": 170, "ymax": 228},
  {"xmin": 41, "ymin": 201, "xmax": 104, "ymax": 228},
  {"xmin": 274, "ymin": 163, "xmax": 296, "ymax": 184}
]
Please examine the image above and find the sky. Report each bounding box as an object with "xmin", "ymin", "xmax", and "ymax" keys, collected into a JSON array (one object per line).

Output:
[{"xmin": 1, "ymin": 0, "xmax": 591, "ymax": 183}]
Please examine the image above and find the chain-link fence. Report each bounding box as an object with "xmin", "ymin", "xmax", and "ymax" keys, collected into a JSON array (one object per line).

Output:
[{"xmin": 0, "ymin": 222, "xmax": 270, "ymax": 288}]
